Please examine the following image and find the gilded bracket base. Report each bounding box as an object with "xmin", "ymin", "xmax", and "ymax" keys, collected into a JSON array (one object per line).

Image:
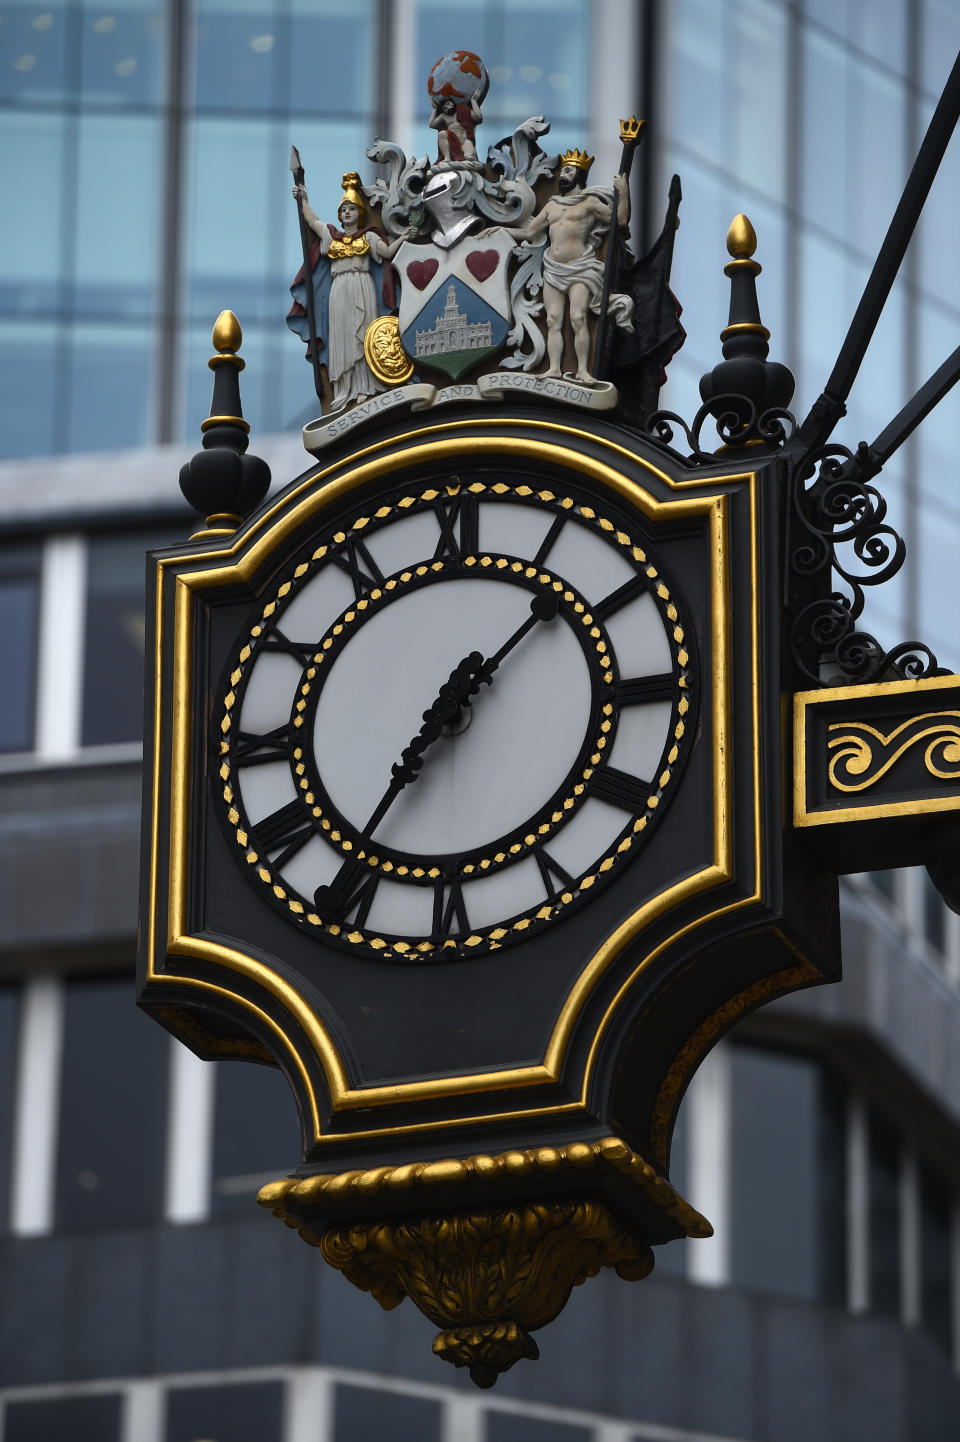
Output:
[
  {"xmin": 258, "ymin": 1137, "xmax": 709, "ymax": 1386},
  {"xmin": 317, "ymin": 1200, "xmax": 653, "ymax": 1387}
]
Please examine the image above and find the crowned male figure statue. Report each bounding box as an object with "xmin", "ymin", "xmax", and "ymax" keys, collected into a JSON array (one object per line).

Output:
[{"xmin": 501, "ymin": 149, "xmax": 634, "ymax": 384}]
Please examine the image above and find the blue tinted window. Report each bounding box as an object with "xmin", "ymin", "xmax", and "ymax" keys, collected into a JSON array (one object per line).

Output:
[
  {"xmin": 78, "ymin": 0, "xmax": 167, "ymax": 107},
  {"xmin": 0, "ymin": 545, "xmax": 40, "ymax": 753},
  {"xmin": 165, "ymin": 1381, "xmax": 285, "ymax": 1441},
  {"xmin": 915, "ymin": 298, "xmax": 960, "ymax": 507},
  {"xmin": 0, "ymin": 987, "xmax": 19, "ymax": 1229},
  {"xmin": 869, "ymin": 1114, "xmax": 901, "ymax": 1317},
  {"xmin": 918, "ymin": 508, "xmax": 960, "ymax": 669},
  {"xmin": 0, "ymin": 111, "xmax": 67, "ymax": 318},
  {"xmin": 56, "ymin": 976, "xmax": 170, "ymax": 1228},
  {"xmin": 0, "ymin": 323, "xmax": 60, "ymax": 459},
  {"xmin": 0, "ymin": 2, "xmax": 71, "ymax": 103},
  {"xmin": 805, "ymin": 0, "xmax": 908, "ymax": 74},
  {"xmin": 4, "ymin": 1394, "xmax": 122, "ymax": 1442},
  {"xmin": 211, "ymin": 1059, "xmax": 300, "ymax": 1216},
  {"xmin": 486, "ymin": 1414, "xmax": 591, "ymax": 1442},
  {"xmin": 73, "ymin": 115, "xmax": 162, "ymax": 320},
  {"xmin": 924, "ymin": 872, "xmax": 946, "ymax": 955},
  {"xmin": 0, "ymin": 1, "xmax": 165, "ymax": 107},
  {"xmin": 289, "ymin": 0, "xmax": 376, "ymax": 117},
  {"xmin": 731, "ymin": 1046, "xmax": 846, "ymax": 1302},
  {"xmin": 664, "ymin": 0, "xmax": 788, "ymax": 205},
  {"xmin": 921, "ymin": 2, "xmax": 960, "ymax": 97},
  {"xmin": 663, "ymin": 0, "xmax": 723, "ymax": 174},
  {"xmin": 920, "ymin": 1164, "xmax": 952, "ymax": 1355},
  {"xmin": 65, "ymin": 324, "xmax": 153, "ymax": 453},
  {"xmin": 656, "ymin": 1092, "xmax": 690, "ymax": 1278},
  {"xmin": 193, "ymin": 0, "xmax": 375, "ymax": 116},
  {"xmin": 333, "ymin": 1384, "xmax": 442, "ymax": 1442},
  {"xmin": 802, "ymin": 34, "xmax": 906, "ymax": 260},
  {"xmin": 82, "ymin": 526, "xmax": 181, "ymax": 746}
]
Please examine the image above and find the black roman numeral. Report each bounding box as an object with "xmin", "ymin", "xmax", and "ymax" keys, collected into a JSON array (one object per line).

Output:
[
  {"xmin": 589, "ymin": 766, "xmax": 650, "ymax": 813},
  {"xmin": 533, "ymin": 843, "xmax": 576, "ymax": 898},
  {"xmin": 254, "ymin": 799, "xmax": 314, "ymax": 867},
  {"xmin": 433, "ymin": 492, "xmax": 479, "ymax": 561},
  {"xmin": 433, "ymin": 879, "xmax": 470, "ymax": 939},
  {"xmin": 234, "ymin": 722, "xmax": 292, "ymax": 767},
  {"xmin": 330, "ymin": 536, "xmax": 385, "ymax": 600},
  {"xmin": 593, "ymin": 573, "xmax": 648, "ymax": 621},
  {"xmin": 618, "ymin": 672, "xmax": 675, "ymax": 704},
  {"xmin": 260, "ymin": 619, "xmax": 315, "ymax": 667},
  {"xmin": 532, "ymin": 512, "xmax": 567, "ymax": 568}
]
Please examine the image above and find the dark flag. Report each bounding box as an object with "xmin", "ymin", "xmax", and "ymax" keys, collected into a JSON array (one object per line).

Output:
[{"xmin": 612, "ymin": 175, "xmax": 685, "ymax": 429}]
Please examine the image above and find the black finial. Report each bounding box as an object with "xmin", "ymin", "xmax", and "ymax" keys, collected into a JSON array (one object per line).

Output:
[
  {"xmin": 698, "ymin": 215, "xmax": 794, "ymax": 448},
  {"xmin": 179, "ymin": 311, "xmax": 271, "ymax": 539}
]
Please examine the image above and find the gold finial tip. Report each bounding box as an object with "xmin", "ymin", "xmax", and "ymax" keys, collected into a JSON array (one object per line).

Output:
[
  {"xmin": 213, "ymin": 310, "xmax": 242, "ymax": 353},
  {"xmin": 619, "ymin": 115, "xmax": 644, "ymax": 142},
  {"xmin": 726, "ymin": 214, "xmax": 757, "ymax": 259}
]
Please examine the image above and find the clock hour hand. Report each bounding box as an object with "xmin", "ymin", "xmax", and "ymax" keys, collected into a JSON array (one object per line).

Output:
[{"xmin": 314, "ymin": 650, "xmax": 486, "ymax": 916}]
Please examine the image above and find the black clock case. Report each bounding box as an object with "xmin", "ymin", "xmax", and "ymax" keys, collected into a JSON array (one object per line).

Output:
[{"xmin": 138, "ymin": 401, "xmax": 840, "ymax": 1245}]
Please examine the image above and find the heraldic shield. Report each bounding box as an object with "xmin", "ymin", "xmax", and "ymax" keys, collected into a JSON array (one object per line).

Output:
[{"xmin": 395, "ymin": 229, "xmax": 516, "ymax": 380}]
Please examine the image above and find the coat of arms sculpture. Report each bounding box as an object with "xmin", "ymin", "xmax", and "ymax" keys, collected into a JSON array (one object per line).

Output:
[{"xmin": 287, "ymin": 50, "xmax": 683, "ymax": 449}]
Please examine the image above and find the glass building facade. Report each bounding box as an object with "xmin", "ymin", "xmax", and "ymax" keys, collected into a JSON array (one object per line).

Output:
[{"xmin": 1, "ymin": 3, "xmax": 960, "ymax": 1439}]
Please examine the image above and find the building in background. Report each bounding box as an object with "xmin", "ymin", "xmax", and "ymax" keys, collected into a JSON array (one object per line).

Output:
[{"xmin": 1, "ymin": 2, "xmax": 960, "ymax": 1438}]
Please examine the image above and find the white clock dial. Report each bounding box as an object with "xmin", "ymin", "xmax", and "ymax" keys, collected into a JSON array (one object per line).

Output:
[
  {"xmin": 312, "ymin": 577, "xmax": 592, "ymax": 856},
  {"xmin": 217, "ymin": 476, "xmax": 695, "ymax": 960}
]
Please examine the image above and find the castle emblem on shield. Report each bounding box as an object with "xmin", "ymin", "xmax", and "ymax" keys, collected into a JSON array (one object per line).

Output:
[{"xmin": 395, "ymin": 227, "xmax": 516, "ymax": 381}]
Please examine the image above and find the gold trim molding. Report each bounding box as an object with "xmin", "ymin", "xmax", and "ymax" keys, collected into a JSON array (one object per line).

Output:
[{"xmin": 257, "ymin": 1134, "xmax": 711, "ymax": 1238}]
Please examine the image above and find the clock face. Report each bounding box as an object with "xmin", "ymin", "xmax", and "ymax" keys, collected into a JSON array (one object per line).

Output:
[{"xmin": 215, "ymin": 472, "xmax": 696, "ymax": 961}]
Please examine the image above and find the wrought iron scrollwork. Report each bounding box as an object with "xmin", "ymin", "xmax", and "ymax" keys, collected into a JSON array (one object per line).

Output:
[
  {"xmin": 788, "ymin": 442, "xmax": 946, "ymax": 685},
  {"xmin": 643, "ymin": 396, "xmax": 796, "ymax": 466}
]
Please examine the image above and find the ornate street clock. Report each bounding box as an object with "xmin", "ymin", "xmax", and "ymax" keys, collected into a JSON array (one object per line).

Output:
[
  {"xmin": 140, "ymin": 45, "xmax": 960, "ymax": 1390},
  {"xmin": 140, "ymin": 342, "xmax": 842, "ymax": 1385}
]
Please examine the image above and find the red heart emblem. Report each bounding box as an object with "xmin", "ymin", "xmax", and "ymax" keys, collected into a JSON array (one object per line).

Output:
[
  {"xmin": 406, "ymin": 258, "xmax": 439, "ymax": 290},
  {"xmin": 466, "ymin": 249, "xmax": 499, "ymax": 283}
]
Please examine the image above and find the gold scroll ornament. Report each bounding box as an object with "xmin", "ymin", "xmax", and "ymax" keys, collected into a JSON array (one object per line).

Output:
[
  {"xmin": 364, "ymin": 315, "xmax": 414, "ymax": 385},
  {"xmin": 827, "ymin": 712, "xmax": 960, "ymax": 793}
]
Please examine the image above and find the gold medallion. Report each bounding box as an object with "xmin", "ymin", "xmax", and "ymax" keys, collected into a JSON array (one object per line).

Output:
[{"xmin": 364, "ymin": 315, "xmax": 415, "ymax": 385}]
